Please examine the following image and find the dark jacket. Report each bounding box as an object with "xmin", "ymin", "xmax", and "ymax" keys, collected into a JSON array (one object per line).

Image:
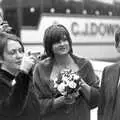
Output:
[
  {"xmin": 0, "ymin": 69, "xmax": 41, "ymax": 120},
  {"xmin": 33, "ymin": 54, "xmax": 99, "ymax": 120},
  {"xmin": 98, "ymin": 63, "xmax": 120, "ymax": 120}
]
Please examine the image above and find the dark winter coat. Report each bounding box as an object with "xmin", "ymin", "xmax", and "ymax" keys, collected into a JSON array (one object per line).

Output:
[
  {"xmin": 33, "ymin": 54, "xmax": 99, "ymax": 120},
  {"xmin": 0, "ymin": 69, "xmax": 41, "ymax": 120},
  {"xmin": 98, "ymin": 63, "xmax": 120, "ymax": 120}
]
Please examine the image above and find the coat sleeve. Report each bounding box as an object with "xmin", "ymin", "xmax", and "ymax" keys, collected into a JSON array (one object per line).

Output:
[
  {"xmin": 0, "ymin": 71, "xmax": 30, "ymax": 116},
  {"xmin": 98, "ymin": 67, "xmax": 106, "ymax": 120},
  {"xmin": 83, "ymin": 60, "xmax": 100, "ymax": 109},
  {"xmin": 33, "ymin": 64, "xmax": 54, "ymax": 115}
]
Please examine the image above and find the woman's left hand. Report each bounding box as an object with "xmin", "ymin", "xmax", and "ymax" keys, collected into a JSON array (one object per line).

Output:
[
  {"xmin": 64, "ymin": 94, "xmax": 76, "ymax": 104},
  {"xmin": 78, "ymin": 78, "xmax": 87, "ymax": 90},
  {"xmin": 78, "ymin": 78, "xmax": 91, "ymax": 100}
]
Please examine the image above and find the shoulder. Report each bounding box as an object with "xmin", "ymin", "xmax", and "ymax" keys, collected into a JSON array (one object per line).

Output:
[
  {"xmin": 104, "ymin": 63, "xmax": 119, "ymax": 72},
  {"xmin": 102, "ymin": 63, "xmax": 119, "ymax": 77},
  {"xmin": 72, "ymin": 54, "xmax": 89, "ymax": 63},
  {"xmin": 72, "ymin": 54, "xmax": 92, "ymax": 67},
  {"xmin": 34, "ymin": 57, "xmax": 53, "ymax": 71}
]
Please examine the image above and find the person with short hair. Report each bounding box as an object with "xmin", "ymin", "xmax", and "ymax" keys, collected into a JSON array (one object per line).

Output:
[
  {"xmin": 33, "ymin": 24, "xmax": 99, "ymax": 120},
  {"xmin": 0, "ymin": 32, "xmax": 41, "ymax": 120},
  {"xmin": 98, "ymin": 30, "xmax": 120, "ymax": 120}
]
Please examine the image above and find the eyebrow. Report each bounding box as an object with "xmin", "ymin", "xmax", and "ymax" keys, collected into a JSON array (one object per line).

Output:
[{"xmin": 7, "ymin": 47, "xmax": 23, "ymax": 52}]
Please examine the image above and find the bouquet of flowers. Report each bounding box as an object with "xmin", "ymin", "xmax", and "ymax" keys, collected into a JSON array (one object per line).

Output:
[{"xmin": 53, "ymin": 68, "xmax": 81, "ymax": 96}]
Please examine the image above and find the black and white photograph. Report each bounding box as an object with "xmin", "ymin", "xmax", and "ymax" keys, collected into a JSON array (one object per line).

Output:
[{"xmin": 0, "ymin": 0, "xmax": 120, "ymax": 120}]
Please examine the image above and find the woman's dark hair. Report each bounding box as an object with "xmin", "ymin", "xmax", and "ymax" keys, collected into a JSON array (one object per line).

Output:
[
  {"xmin": 0, "ymin": 32, "xmax": 24, "ymax": 59},
  {"xmin": 115, "ymin": 30, "xmax": 120, "ymax": 48},
  {"xmin": 43, "ymin": 24, "xmax": 73, "ymax": 58}
]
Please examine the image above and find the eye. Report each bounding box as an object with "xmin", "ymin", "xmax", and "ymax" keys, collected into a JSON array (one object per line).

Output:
[
  {"xmin": 7, "ymin": 48, "xmax": 24, "ymax": 55},
  {"xmin": 62, "ymin": 39, "xmax": 67, "ymax": 42},
  {"xmin": 8, "ymin": 50, "xmax": 16, "ymax": 55},
  {"xmin": 18, "ymin": 48, "xmax": 24, "ymax": 53}
]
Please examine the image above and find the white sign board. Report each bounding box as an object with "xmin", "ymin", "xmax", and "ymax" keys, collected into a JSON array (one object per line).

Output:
[
  {"xmin": 21, "ymin": 14, "xmax": 120, "ymax": 61},
  {"xmin": 39, "ymin": 14, "xmax": 120, "ymax": 43},
  {"xmin": 21, "ymin": 14, "xmax": 120, "ymax": 44}
]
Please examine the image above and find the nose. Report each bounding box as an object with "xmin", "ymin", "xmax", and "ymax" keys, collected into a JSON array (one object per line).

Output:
[{"xmin": 59, "ymin": 40, "xmax": 64, "ymax": 45}]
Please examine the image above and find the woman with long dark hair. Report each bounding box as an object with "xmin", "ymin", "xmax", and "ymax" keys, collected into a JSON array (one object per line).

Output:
[{"xmin": 33, "ymin": 24, "xmax": 99, "ymax": 120}]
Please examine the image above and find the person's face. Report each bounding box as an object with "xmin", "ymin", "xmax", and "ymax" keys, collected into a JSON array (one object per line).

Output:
[
  {"xmin": 116, "ymin": 40, "xmax": 120, "ymax": 53},
  {"xmin": 2, "ymin": 39, "xmax": 24, "ymax": 72},
  {"xmin": 52, "ymin": 35, "xmax": 70, "ymax": 56}
]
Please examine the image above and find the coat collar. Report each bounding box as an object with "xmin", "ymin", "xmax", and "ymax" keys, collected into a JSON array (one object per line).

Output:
[
  {"xmin": 42, "ymin": 54, "xmax": 88, "ymax": 79},
  {"xmin": 0, "ymin": 69, "xmax": 15, "ymax": 87}
]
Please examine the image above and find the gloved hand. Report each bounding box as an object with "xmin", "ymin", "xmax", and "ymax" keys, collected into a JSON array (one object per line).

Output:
[{"xmin": 20, "ymin": 52, "xmax": 36, "ymax": 74}]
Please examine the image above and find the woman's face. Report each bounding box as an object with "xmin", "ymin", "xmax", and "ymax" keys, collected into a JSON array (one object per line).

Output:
[
  {"xmin": 116, "ymin": 40, "xmax": 120, "ymax": 53},
  {"xmin": 52, "ymin": 35, "xmax": 70, "ymax": 56},
  {"xmin": 2, "ymin": 39, "xmax": 24, "ymax": 72}
]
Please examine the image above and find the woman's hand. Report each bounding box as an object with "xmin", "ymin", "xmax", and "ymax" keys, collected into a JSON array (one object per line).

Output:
[
  {"xmin": 20, "ymin": 52, "xmax": 36, "ymax": 74},
  {"xmin": 63, "ymin": 92, "xmax": 79, "ymax": 104},
  {"xmin": 78, "ymin": 78, "xmax": 91, "ymax": 101}
]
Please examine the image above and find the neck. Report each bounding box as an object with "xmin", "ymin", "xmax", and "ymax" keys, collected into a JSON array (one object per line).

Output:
[
  {"xmin": 54, "ymin": 54, "xmax": 73, "ymax": 66},
  {"xmin": 1, "ymin": 64, "xmax": 17, "ymax": 75}
]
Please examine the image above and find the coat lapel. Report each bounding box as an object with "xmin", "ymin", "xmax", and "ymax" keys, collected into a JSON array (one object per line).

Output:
[{"xmin": 71, "ymin": 55, "xmax": 89, "ymax": 79}]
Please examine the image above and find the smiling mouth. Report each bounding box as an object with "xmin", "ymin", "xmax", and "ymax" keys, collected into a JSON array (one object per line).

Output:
[
  {"xmin": 60, "ymin": 47, "xmax": 66, "ymax": 50},
  {"xmin": 16, "ymin": 61, "xmax": 21, "ymax": 65}
]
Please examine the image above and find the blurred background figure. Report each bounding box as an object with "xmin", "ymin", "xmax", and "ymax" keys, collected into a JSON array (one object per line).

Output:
[
  {"xmin": 0, "ymin": 7, "xmax": 3, "ymax": 24},
  {"xmin": 0, "ymin": 20, "xmax": 12, "ymax": 32},
  {"xmin": 0, "ymin": 5, "xmax": 12, "ymax": 33}
]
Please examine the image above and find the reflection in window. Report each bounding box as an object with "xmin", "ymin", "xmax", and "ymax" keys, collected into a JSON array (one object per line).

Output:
[
  {"xmin": 91, "ymin": 0, "xmax": 114, "ymax": 5},
  {"xmin": 23, "ymin": 7, "xmax": 40, "ymax": 27}
]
